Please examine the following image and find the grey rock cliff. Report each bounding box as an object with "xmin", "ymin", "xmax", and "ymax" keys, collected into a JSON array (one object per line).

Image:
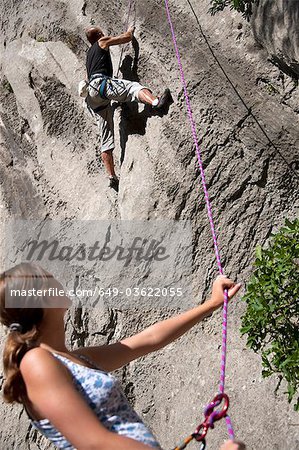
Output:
[
  {"xmin": 252, "ymin": 0, "xmax": 299, "ymax": 77},
  {"xmin": 0, "ymin": 1, "xmax": 298, "ymax": 449}
]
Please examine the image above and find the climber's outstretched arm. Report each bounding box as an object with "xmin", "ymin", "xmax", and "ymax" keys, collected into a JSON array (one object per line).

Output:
[
  {"xmin": 75, "ymin": 276, "xmax": 241, "ymax": 372},
  {"xmin": 99, "ymin": 26, "xmax": 134, "ymax": 50}
]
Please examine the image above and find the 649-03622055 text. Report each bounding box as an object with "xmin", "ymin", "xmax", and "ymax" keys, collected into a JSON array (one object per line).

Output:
[{"xmin": 9, "ymin": 286, "xmax": 184, "ymax": 299}]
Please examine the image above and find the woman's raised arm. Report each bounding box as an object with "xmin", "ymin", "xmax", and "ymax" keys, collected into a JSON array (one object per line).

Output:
[{"xmin": 78, "ymin": 276, "xmax": 241, "ymax": 372}]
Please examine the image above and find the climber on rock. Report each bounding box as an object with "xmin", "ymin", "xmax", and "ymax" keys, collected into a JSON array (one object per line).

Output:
[{"xmin": 83, "ymin": 25, "xmax": 173, "ymax": 192}]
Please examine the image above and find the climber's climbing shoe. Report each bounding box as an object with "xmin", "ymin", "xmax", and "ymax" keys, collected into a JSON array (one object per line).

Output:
[
  {"xmin": 154, "ymin": 88, "xmax": 174, "ymax": 110},
  {"xmin": 109, "ymin": 176, "xmax": 119, "ymax": 192}
]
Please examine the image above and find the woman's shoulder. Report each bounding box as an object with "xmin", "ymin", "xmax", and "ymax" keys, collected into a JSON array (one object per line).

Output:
[
  {"xmin": 20, "ymin": 347, "xmax": 69, "ymax": 383},
  {"xmin": 20, "ymin": 346, "xmax": 51, "ymax": 366}
]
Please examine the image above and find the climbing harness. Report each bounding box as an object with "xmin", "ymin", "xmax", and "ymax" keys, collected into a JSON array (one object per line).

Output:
[
  {"xmin": 86, "ymin": 74, "xmax": 124, "ymax": 113},
  {"xmin": 163, "ymin": 0, "xmax": 235, "ymax": 446},
  {"xmin": 89, "ymin": 73, "xmax": 110, "ymax": 99}
]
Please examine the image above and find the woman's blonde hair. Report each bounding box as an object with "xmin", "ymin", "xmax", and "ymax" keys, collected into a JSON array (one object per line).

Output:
[{"xmin": 0, "ymin": 262, "xmax": 53, "ymax": 403}]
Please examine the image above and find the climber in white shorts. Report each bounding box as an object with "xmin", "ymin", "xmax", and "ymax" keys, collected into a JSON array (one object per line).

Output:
[
  {"xmin": 87, "ymin": 77, "xmax": 148, "ymax": 152},
  {"xmin": 84, "ymin": 25, "xmax": 173, "ymax": 191}
]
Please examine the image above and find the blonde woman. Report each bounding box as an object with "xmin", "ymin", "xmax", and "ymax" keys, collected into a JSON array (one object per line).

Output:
[{"xmin": 1, "ymin": 262, "xmax": 244, "ymax": 449}]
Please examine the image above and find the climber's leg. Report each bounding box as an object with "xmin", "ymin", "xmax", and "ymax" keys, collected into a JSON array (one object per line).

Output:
[
  {"xmin": 137, "ymin": 88, "xmax": 158, "ymax": 105},
  {"xmin": 105, "ymin": 78, "xmax": 173, "ymax": 109},
  {"xmin": 138, "ymin": 88, "xmax": 173, "ymax": 109},
  {"xmin": 101, "ymin": 150, "xmax": 116, "ymax": 178},
  {"xmin": 98, "ymin": 104, "xmax": 115, "ymax": 155},
  {"xmin": 101, "ymin": 150, "xmax": 119, "ymax": 191},
  {"xmin": 86, "ymin": 102, "xmax": 114, "ymax": 155},
  {"xmin": 98, "ymin": 106, "xmax": 119, "ymax": 190},
  {"xmin": 86, "ymin": 101, "xmax": 118, "ymax": 189}
]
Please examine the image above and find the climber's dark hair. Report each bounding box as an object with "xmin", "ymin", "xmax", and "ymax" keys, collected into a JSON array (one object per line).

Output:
[
  {"xmin": 86, "ymin": 27, "xmax": 104, "ymax": 45},
  {"xmin": 0, "ymin": 262, "xmax": 53, "ymax": 403}
]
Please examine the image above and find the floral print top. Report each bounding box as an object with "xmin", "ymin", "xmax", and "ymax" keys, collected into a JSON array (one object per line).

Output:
[{"xmin": 31, "ymin": 352, "xmax": 161, "ymax": 449}]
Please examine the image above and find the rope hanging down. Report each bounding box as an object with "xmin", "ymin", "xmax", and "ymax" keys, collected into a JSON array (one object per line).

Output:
[
  {"xmin": 163, "ymin": 0, "xmax": 235, "ymax": 444},
  {"xmin": 115, "ymin": 0, "xmax": 136, "ymax": 77}
]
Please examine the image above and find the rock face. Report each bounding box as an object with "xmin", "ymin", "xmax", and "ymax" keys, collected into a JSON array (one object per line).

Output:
[
  {"xmin": 251, "ymin": 0, "xmax": 299, "ymax": 77},
  {"xmin": 0, "ymin": 1, "xmax": 298, "ymax": 450}
]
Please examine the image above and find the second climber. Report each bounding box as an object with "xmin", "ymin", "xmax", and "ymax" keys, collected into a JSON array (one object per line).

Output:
[{"xmin": 83, "ymin": 25, "xmax": 173, "ymax": 191}]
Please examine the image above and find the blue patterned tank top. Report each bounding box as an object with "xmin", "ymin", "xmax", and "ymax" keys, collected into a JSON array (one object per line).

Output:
[{"xmin": 31, "ymin": 352, "xmax": 161, "ymax": 449}]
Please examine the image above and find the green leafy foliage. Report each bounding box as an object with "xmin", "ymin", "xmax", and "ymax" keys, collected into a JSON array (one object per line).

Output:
[
  {"xmin": 209, "ymin": 0, "xmax": 257, "ymax": 21},
  {"xmin": 241, "ymin": 218, "xmax": 299, "ymax": 411}
]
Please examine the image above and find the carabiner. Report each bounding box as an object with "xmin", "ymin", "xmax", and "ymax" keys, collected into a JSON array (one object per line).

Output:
[
  {"xmin": 204, "ymin": 393, "xmax": 229, "ymax": 427},
  {"xmin": 200, "ymin": 438, "xmax": 207, "ymax": 450},
  {"xmin": 193, "ymin": 421, "xmax": 209, "ymax": 442}
]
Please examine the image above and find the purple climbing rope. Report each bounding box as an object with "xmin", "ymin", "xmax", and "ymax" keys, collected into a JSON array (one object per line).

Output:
[
  {"xmin": 125, "ymin": 0, "xmax": 135, "ymax": 29},
  {"xmin": 163, "ymin": 0, "xmax": 235, "ymax": 441}
]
